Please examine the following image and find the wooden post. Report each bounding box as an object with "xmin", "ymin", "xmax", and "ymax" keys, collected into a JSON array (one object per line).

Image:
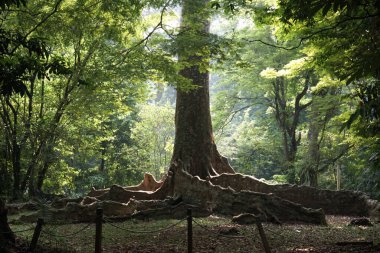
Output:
[
  {"xmin": 187, "ymin": 208, "xmax": 193, "ymax": 253},
  {"xmin": 257, "ymin": 222, "xmax": 272, "ymax": 253},
  {"xmin": 28, "ymin": 218, "xmax": 44, "ymax": 252},
  {"xmin": 95, "ymin": 208, "xmax": 103, "ymax": 253},
  {"xmin": 373, "ymin": 222, "xmax": 380, "ymax": 246}
]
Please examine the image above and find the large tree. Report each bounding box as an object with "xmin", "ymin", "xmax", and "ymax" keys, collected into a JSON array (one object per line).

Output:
[
  {"xmin": 171, "ymin": 0, "xmax": 234, "ymax": 178},
  {"xmin": 11, "ymin": 0, "xmax": 379, "ymax": 229}
]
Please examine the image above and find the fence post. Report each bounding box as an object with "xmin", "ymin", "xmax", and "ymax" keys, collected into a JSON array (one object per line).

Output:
[
  {"xmin": 28, "ymin": 218, "xmax": 44, "ymax": 252},
  {"xmin": 95, "ymin": 208, "xmax": 103, "ymax": 253},
  {"xmin": 187, "ymin": 208, "xmax": 193, "ymax": 253},
  {"xmin": 256, "ymin": 222, "xmax": 272, "ymax": 253}
]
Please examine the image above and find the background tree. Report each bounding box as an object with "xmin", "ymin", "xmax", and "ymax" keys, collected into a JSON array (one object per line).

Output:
[
  {"xmin": 273, "ymin": 0, "xmax": 380, "ymax": 193},
  {"xmin": 260, "ymin": 62, "xmax": 315, "ymax": 183},
  {"xmin": 210, "ymin": 0, "xmax": 380, "ymax": 196},
  {"xmin": 0, "ymin": 0, "xmax": 162, "ymax": 198},
  {"xmin": 213, "ymin": 23, "xmax": 317, "ymax": 184},
  {"xmin": 130, "ymin": 104, "xmax": 175, "ymax": 179}
]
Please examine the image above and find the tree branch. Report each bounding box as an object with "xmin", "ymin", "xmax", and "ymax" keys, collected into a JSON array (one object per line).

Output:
[
  {"xmin": 300, "ymin": 100, "xmax": 312, "ymax": 111},
  {"xmin": 243, "ymin": 13, "xmax": 380, "ymax": 51},
  {"xmin": 10, "ymin": 0, "xmax": 63, "ymax": 54},
  {"xmin": 119, "ymin": 0, "xmax": 172, "ymax": 59},
  {"xmin": 318, "ymin": 144, "xmax": 354, "ymax": 172},
  {"xmin": 215, "ymin": 104, "xmax": 252, "ymax": 137}
]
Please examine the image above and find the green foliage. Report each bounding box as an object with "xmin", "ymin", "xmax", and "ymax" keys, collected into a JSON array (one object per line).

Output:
[
  {"xmin": 213, "ymin": 22, "xmax": 315, "ymax": 182},
  {"xmin": 1, "ymin": 0, "xmax": 379, "ymax": 200},
  {"xmin": 0, "ymin": 0, "xmax": 159, "ymax": 197},
  {"xmin": 129, "ymin": 103, "xmax": 175, "ymax": 179},
  {"xmin": 272, "ymin": 0, "xmax": 380, "ymax": 136},
  {"xmin": 0, "ymin": 0, "xmax": 27, "ymax": 10}
]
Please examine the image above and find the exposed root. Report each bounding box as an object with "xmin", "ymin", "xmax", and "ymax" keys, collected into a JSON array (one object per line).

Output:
[
  {"xmin": 88, "ymin": 188, "xmax": 108, "ymax": 198},
  {"xmin": 232, "ymin": 213, "xmax": 266, "ymax": 225},
  {"xmin": 85, "ymin": 173, "xmax": 172, "ymax": 204},
  {"xmin": 87, "ymin": 173, "xmax": 165, "ymax": 198},
  {"xmin": 210, "ymin": 173, "xmax": 380, "ymax": 217},
  {"xmin": 6, "ymin": 201, "xmax": 39, "ymax": 215},
  {"xmin": 211, "ymin": 144, "xmax": 235, "ymax": 175},
  {"xmin": 131, "ymin": 202, "xmax": 212, "ymax": 220},
  {"xmin": 124, "ymin": 173, "xmax": 165, "ymax": 191},
  {"xmin": 170, "ymin": 164, "xmax": 326, "ymax": 224},
  {"xmin": 20, "ymin": 197, "xmax": 183, "ymax": 223},
  {"xmin": 18, "ymin": 166, "xmax": 328, "ymax": 224},
  {"xmin": 51, "ymin": 197, "xmax": 83, "ymax": 209},
  {"xmin": 22, "ymin": 163, "xmax": 380, "ymax": 225}
]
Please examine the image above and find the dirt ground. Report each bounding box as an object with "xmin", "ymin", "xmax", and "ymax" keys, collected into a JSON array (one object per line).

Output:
[
  {"xmin": 9, "ymin": 215, "xmax": 380, "ymax": 252},
  {"xmin": 104, "ymin": 216, "xmax": 380, "ymax": 253}
]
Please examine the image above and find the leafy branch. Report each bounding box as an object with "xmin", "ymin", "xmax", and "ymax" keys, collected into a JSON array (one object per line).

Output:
[
  {"xmin": 9, "ymin": 0, "xmax": 63, "ymax": 54},
  {"xmin": 243, "ymin": 13, "xmax": 380, "ymax": 51},
  {"xmin": 118, "ymin": 0, "xmax": 173, "ymax": 62}
]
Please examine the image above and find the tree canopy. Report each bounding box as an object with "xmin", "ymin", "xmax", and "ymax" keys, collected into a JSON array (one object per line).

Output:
[
  {"xmin": 0, "ymin": 0, "xmax": 379, "ymax": 199},
  {"xmin": 1, "ymin": 1, "xmax": 380, "ymax": 252}
]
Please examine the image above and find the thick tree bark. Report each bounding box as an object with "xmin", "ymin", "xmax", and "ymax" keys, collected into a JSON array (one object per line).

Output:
[{"xmin": 171, "ymin": 0, "xmax": 234, "ymax": 179}]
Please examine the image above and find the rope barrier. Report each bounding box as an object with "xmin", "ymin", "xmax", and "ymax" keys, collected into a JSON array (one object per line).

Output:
[
  {"xmin": 103, "ymin": 216, "xmax": 186, "ymax": 234},
  {"xmin": 0, "ymin": 227, "xmax": 35, "ymax": 234},
  {"xmin": 192, "ymin": 219, "xmax": 246, "ymax": 239},
  {"xmin": 41, "ymin": 223, "xmax": 92, "ymax": 238}
]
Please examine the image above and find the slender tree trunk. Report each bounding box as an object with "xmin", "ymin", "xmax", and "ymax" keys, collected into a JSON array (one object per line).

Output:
[
  {"xmin": 99, "ymin": 141, "xmax": 107, "ymax": 172},
  {"xmin": 37, "ymin": 161, "xmax": 49, "ymax": 192},
  {"xmin": 0, "ymin": 133, "xmax": 10, "ymax": 195},
  {"xmin": 301, "ymin": 85, "xmax": 338, "ymax": 187},
  {"xmin": 36, "ymin": 139, "xmax": 55, "ymax": 193},
  {"xmin": 336, "ymin": 164, "xmax": 341, "ymax": 190},
  {"xmin": 272, "ymin": 74, "xmax": 312, "ymax": 184},
  {"xmin": 12, "ymin": 144, "xmax": 21, "ymax": 199},
  {"xmin": 301, "ymin": 119, "xmax": 320, "ymax": 187}
]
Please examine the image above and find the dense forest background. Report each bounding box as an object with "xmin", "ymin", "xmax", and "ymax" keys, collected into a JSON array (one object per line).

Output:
[{"xmin": 1, "ymin": 0, "xmax": 379, "ymax": 200}]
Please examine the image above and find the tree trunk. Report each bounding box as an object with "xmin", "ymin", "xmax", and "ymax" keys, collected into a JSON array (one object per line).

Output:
[
  {"xmin": 12, "ymin": 144, "xmax": 21, "ymax": 200},
  {"xmin": 0, "ymin": 134, "xmax": 11, "ymax": 196},
  {"xmin": 99, "ymin": 140, "xmax": 107, "ymax": 172},
  {"xmin": 272, "ymin": 73, "xmax": 312, "ymax": 183},
  {"xmin": 171, "ymin": 0, "xmax": 234, "ymax": 179},
  {"xmin": 36, "ymin": 161, "xmax": 50, "ymax": 193},
  {"xmin": 301, "ymin": 86, "xmax": 339, "ymax": 187},
  {"xmin": 0, "ymin": 199, "xmax": 15, "ymax": 252},
  {"xmin": 301, "ymin": 121, "xmax": 320, "ymax": 187}
]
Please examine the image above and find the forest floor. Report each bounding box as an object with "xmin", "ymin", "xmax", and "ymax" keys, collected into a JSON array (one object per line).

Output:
[{"xmin": 8, "ymin": 214, "xmax": 380, "ymax": 253}]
